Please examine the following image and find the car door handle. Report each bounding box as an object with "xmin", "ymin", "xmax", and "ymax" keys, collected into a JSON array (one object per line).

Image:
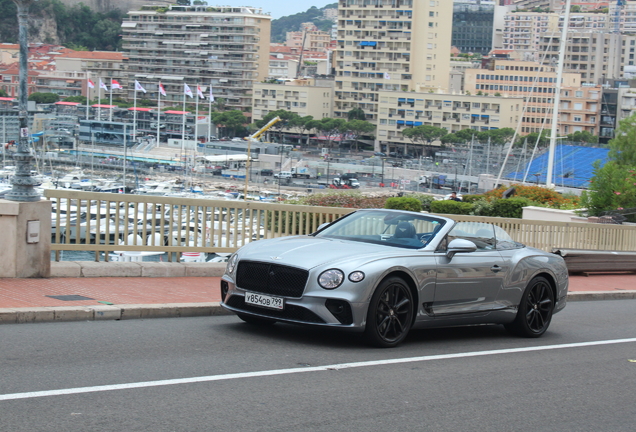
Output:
[{"xmin": 490, "ymin": 265, "xmax": 502, "ymax": 273}]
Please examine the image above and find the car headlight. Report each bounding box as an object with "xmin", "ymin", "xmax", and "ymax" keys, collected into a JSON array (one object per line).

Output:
[
  {"xmin": 318, "ymin": 269, "xmax": 344, "ymax": 290},
  {"xmin": 226, "ymin": 254, "xmax": 238, "ymax": 274},
  {"xmin": 348, "ymin": 271, "xmax": 365, "ymax": 283}
]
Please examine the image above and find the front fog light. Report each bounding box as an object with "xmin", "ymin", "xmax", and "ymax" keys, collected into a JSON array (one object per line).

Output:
[
  {"xmin": 227, "ymin": 254, "xmax": 238, "ymax": 274},
  {"xmin": 348, "ymin": 271, "xmax": 365, "ymax": 282},
  {"xmin": 318, "ymin": 269, "xmax": 344, "ymax": 289}
]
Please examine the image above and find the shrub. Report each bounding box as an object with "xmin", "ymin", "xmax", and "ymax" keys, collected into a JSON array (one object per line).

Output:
[
  {"xmin": 298, "ymin": 191, "xmax": 386, "ymax": 209},
  {"xmin": 405, "ymin": 193, "xmax": 435, "ymax": 211},
  {"xmin": 483, "ymin": 184, "xmax": 579, "ymax": 209},
  {"xmin": 461, "ymin": 194, "xmax": 483, "ymax": 204},
  {"xmin": 430, "ymin": 200, "xmax": 473, "ymax": 215},
  {"xmin": 385, "ymin": 197, "xmax": 423, "ymax": 212},
  {"xmin": 470, "ymin": 199, "xmax": 495, "ymax": 216},
  {"xmin": 490, "ymin": 197, "xmax": 532, "ymax": 218}
]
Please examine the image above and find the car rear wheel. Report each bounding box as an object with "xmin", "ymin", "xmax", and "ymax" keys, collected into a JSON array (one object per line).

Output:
[
  {"xmin": 237, "ymin": 313, "xmax": 276, "ymax": 326},
  {"xmin": 364, "ymin": 277, "xmax": 414, "ymax": 348},
  {"xmin": 506, "ymin": 276, "xmax": 554, "ymax": 338}
]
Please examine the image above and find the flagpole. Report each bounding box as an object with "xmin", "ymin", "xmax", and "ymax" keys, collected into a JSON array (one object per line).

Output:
[
  {"xmin": 207, "ymin": 83, "xmax": 213, "ymax": 143},
  {"xmin": 133, "ymin": 83, "xmax": 137, "ymax": 147},
  {"xmin": 97, "ymin": 79, "xmax": 102, "ymax": 121},
  {"xmin": 156, "ymin": 83, "xmax": 161, "ymax": 147},
  {"xmin": 195, "ymin": 84, "xmax": 199, "ymax": 147},
  {"xmin": 86, "ymin": 72, "xmax": 90, "ymax": 120},
  {"xmin": 182, "ymin": 87, "xmax": 186, "ymax": 172},
  {"xmin": 109, "ymin": 78, "xmax": 113, "ymax": 122}
]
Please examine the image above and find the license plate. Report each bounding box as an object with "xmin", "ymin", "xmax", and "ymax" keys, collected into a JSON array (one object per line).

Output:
[{"xmin": 244, "ymin": 292, "xmax": 284, "ymax": 310}]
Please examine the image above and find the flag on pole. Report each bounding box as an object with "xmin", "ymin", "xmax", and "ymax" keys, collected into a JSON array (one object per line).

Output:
[
  {"xmin": 184, "ymin": 83, "xmax": 193, "ymax": 98},
  {"xmin": 87, "ymin": 79, "xmax": 95, "ymax": 89},
  {"xmin": 99, "ymin": 79, "xmax": 108, "ymax": 91},
  {"xmin": 111, "ymin": 79, "xmax": 122, "ymax": 89},
  {"xmin": 158, "ymin": 82, "xmax": 166, "ymax": 96},
  {"xmin": 134, "ymin": 80, "xmax": 147, "ymax": 93},
  {"xmin": 209, "ymin": 85, "xmax": 215, "ymax": 102},
  {"xmin": 197, "ymin": 85, "xmax": 205, "ymax": 99}
]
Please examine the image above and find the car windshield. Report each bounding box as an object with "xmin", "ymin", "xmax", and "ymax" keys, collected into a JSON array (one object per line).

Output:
[{"xmin": 316, "ymin": 210, "xmax": 446, "ymax": 249}]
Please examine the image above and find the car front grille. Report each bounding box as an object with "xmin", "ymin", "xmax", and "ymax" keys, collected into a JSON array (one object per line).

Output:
[
  {"xmin": 236, "ymin": 260, "xmax": 308, "ymax": 298},
  {"xmin": 225, "ymin": 296, "xmax": 325, "ymax": 324}
]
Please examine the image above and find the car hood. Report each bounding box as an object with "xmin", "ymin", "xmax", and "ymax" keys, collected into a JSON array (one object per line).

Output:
[{"xmin": 236, "ymin": 235, "xmax": 402, "ymax": 270}]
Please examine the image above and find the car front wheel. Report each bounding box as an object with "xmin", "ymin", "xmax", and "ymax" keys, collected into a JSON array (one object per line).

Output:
[
  {"xmin": 506, "ymin": 276, "xmax": 554, "ymax": 338},
  {"xmin": 364, "ymin": 276, "xmax": 414, "ymax": 348}
]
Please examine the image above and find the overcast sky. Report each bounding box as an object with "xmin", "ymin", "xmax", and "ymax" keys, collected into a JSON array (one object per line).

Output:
[{"xmin": 220, "ymin": 1, "xmax": 334, "ymax": 19}]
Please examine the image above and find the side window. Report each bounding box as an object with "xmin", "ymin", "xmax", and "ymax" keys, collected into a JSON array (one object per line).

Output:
[
  {"xmin": 494, "ymin": 225, "xmax": 524, "ymax": 250},
  {"xmin": 447, "ymin": 222, "xmax": 496, "ymax": 251}
]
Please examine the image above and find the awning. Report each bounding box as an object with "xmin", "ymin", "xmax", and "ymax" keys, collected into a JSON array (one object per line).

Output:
[
  {"xmin": 164, "ymin": 110, "xmax": 188, "ymax": 114},
  {"xmin": 128, "ymin": 107, "xmax": 152, "ymax": 112},
  {"xmin": 55, "ymin": 101, "xmax": 80, "ymax": 106},
  {"xmin": 92, "ymin": 104, "xmax": 116, "ymax": 108},
  {"xmin": 0, "ymin": 97, "xmax": 16, "ymax": 101},
  {"xmin": 121, "ymin": 22, "xmax": 137, "ymax": 28}
]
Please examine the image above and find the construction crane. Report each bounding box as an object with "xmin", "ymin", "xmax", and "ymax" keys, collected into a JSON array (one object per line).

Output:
[{"xmin": 243, "ymin": 116, "xmax": 281, "ymax": 200}]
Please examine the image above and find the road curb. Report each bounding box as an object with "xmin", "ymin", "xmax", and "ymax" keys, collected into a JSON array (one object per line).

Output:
[
  {"xmin": 0, "ymin": 302, "xmax": 232, "ymax": 325},
  {"xmin": 1, "ymin": 291, "xmax": 635, "ymax": 325}
]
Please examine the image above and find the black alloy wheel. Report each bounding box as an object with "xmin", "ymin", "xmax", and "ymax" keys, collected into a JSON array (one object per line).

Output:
[
  {"xmin": 506, "ymin": 276, "xmax": 554, "ymax": 338},
  {"xmin": 364, "ymin": 277, "xmax": 414, "ymax": 348}
]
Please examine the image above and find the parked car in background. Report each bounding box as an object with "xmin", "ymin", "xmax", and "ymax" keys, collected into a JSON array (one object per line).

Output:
[
  {"xmin": 260, "ymin": 169, "xmax": 274, "ymax": 176},
  {"xmin": 220, "ymin": 209, "xmax": 569, "ymax": 347}
]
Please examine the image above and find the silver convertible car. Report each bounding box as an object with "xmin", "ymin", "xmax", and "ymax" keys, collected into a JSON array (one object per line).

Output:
[{"xmin": 220, "ymin": 209, "xmax": 568, "ymax": 347}]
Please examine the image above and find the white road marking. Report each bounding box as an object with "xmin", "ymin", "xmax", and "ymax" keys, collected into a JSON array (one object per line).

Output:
[{"xmin": 2, "ymin": 337, "xmax": 636, "ymax": 401}]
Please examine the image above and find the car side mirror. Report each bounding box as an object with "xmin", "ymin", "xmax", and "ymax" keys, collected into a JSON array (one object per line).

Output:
[{"xmin": 446, "ymin": 238, "xmax": 477, "ymax": 259}]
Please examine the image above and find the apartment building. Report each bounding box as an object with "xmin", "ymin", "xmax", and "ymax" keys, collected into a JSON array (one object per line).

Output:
[
  {"xmin": 376, "ymin": 92, "xmax": 522, "ymax": 150},
  {"xmin": 452, "ymin": 0, "xmax": 496, "ymax": 55},
  {"xmin": 252, "ymin": 78, "xmax": 334, "ymax": 121},
  {"xmin": 464, "ymin": 59, "xmax": 600, "ymax": 135},
  {"xmin": 286, "ymin": 29, "xmax": 331, "ymax": 52},
  {"xmin": 538, "ymin": 30, "xmax": 621, "ymax": 84},
  {"xmin": 121, "ymin": 4, "xmax": 271, "ymax": 112},
  {"xmin": 334, "ymin": 0, "xmax": 453, "ymax": 123},
  {"xmin": 55, "ymin": 51, "xmax": 128, "ymax": 100}
]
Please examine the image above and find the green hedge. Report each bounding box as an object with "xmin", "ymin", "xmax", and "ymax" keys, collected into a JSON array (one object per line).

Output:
[
  {"xmin": 490, "ymin": 197, "xmax": 532, "ymax": 218},
  {"xmin": 384, "ymin": 197, "xmax": 423, "ymax": 212},
  {"xmin": 430, "ymin": 200, "xmax": 473, "ymax": 215}
]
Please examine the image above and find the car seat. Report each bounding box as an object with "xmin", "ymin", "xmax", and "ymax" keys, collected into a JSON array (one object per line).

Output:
[{"xmin": 394, "ymin": 221, "xmax": 417, "ymax": 239}]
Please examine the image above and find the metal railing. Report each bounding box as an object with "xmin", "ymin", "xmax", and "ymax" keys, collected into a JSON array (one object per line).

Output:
[{"xmin": 44, "ymin": 190, "xmax": 636, "ymax": 261}]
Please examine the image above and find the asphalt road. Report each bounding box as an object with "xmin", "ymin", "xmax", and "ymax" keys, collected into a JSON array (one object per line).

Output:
[{"xmin": 1, "ymin": 300, "xmax": 635, "ymax": 432}]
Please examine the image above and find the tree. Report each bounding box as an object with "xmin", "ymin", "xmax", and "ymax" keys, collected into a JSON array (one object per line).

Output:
[
  {"xmin": 318, "ymin": 118, "xmax": 347, "ymax": 150},
  {"xmin": 211, "ymin": 110, "xmax": 247, "ymax": 138},
  {"xmin": 580, "ymin": 115, "xmax": 636, "ymax": 220},
  {"xmin": 401, "ymin": 125, "xmax": 447, "ymax": 156},
  {"xmin": 347, "ymin": 107, "xmax": 366, "ymax": 121},
  {"xmin": 567, "ymin": 130, "xmax": 598, "ymax": 144},
  {"xmin": 256, "ymin": 110, "xmax": 299, "ymax": 142},
  {"xmin": 289, "ymin": 115, "xmax": 315, "ymax": 146},
  {"xmin": 515, "ymin": 130, "xmax": 550, "ymax": 148},
  {"xmin": 0, "ymin": 89, "xmax": 8, "ymax": 98},
  {"xmin": 28, "ymin": 92, "xmax": 59, "ymax": 104},
  {"xmin": 344, "ymin": 120, "xmax": 375, "ymax": 152}
]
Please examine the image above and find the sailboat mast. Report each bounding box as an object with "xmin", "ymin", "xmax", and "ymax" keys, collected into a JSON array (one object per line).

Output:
[{"xmin": 546, "ymin": 0, "xmax": 572, "ymax": 188}]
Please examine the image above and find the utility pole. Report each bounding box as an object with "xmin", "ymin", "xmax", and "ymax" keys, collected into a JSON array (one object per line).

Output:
[{"xmin": 6, "ymin": 0, "xmax": 39, "ymax": 202}]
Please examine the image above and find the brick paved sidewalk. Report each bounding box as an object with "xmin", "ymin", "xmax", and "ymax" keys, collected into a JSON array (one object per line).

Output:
[
  {"xmin": 0, "ymin": 273, "xmax": 635, "ymax": 310},
  {"xmin": 0, "ymin": 277, "xmax": 222, "ymax": 309}
]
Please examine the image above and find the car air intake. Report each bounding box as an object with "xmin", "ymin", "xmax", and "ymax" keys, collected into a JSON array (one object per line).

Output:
[{"xmin": 236, "ymin": 261, "xmax": 308, "ymax": 298}]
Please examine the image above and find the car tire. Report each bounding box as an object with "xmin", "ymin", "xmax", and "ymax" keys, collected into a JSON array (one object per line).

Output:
[
  {"xmin": 505, "ymin": 276, "xmax": 554, "ymax": 338},
  {"xmin": 364, "ymin": 276, "xmax": 414, "ymax": 348},
  {"xmin": 237, "ymin": 313, "xmax": 276, "ymax": 326}
]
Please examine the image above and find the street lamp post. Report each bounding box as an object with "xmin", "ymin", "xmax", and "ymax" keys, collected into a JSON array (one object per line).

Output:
[{"xmin": 6, "ymin": 0, "xmax": 39, "ymax": 202}]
